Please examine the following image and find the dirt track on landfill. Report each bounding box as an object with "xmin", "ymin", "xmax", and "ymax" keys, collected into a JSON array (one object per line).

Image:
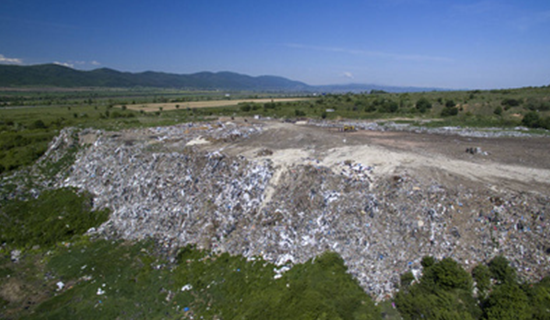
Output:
[{"xmin": 211, "ymin": 120, "xmax": 550, "ymax": 195}]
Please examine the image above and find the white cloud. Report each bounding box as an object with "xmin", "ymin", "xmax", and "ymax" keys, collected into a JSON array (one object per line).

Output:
[
  {"xmin": 285, "ymin": 43, "xmax": 454, "ymax": 63},
  {"xmin": 0, "ymin": 54, "xmax": 23, "ymax": 65},
  {"xmin": 342, "ymin": 72, "xmax": 354, "ymax": 79},
  {"xmin": 54, "ymin": 61, "xmax": 75, "ymax": 68},
  {"xmin": 53, "ymin": 60, "xmax": 101, "ymax": 68}
]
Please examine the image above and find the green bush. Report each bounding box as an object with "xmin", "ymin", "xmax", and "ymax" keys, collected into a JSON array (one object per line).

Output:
[
  {"xmin": 295, "ymin": 109, "xmax": 306, "ymax": 117},
  {"xmin": 240, "ymin": 104, "xmax": 251, "ymax": 112},
  {"xmin": 522, "ymin": 112, "xmax": 540, "ymax": 128},
  {"xmin": 30, "ymin": 119, "xmax": 47, "ymax": 129},
  {"xmin": 501, "ymin": 99, "xmax": 521, "ymax": 107},
  {"xmin": 416, "ymin": 98, "xmax": 432, "ymax": 113},
  {"xmin": 446, "ymin": 100, "xmax": 457, "ymax": 108},
  {"xmin": 441, "ymin": 107, "xmax": 459, "ymax": 117}
]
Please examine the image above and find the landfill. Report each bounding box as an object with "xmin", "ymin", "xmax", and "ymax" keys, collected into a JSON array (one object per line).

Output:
[{"xmin": 39, "ymin": 119, "xmax": 550, "ymax": 300}]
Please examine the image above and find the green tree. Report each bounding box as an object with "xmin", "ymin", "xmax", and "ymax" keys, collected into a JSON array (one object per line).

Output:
[
  {"xmin": 493, "ymin": 106, "xmax": 503, "ymax": 116},
  {"xmin": 422, "ymin": 258, "xmax": 473, "ymax": 292},
  {"xmin": 483, "ymin": 283, "xmax": 531, "ymax": 320},
  {"xmin": 395, "ymin": 257, "xmax": 480, "ymax": 320},
  {"xmin": 421, "ymin": 256, "xmax": 436, "ymax": 269},
  {"xmin": 524, "ymin": 276, "xmax": 550, "ymax": 320},
  {"xmin": 400, "ymin": 271, "xmax": 415, "ymax": 292},
  {"xmin": 488, "ymin": 256, "xmax": 516, "ymax": 284},
  {"xmin": 472, "ymin": 264, "xmax": 491, "ymax": 298}
]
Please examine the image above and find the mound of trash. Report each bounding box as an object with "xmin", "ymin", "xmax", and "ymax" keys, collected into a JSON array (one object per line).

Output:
[{"xmin": 57, "ymin": 121, "xmax": 550, "ymax": 300}]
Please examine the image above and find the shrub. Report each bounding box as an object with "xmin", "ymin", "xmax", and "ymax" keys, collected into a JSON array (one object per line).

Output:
[
  {"xmin": 441, "ymin": 107, "xmax": 459, "ymax": 117},
  {"xmin": 494, "ymin": 106, "xmax": 503, "ymax": 116},
  {"xmin": 30, "ymin": 119, "xmax": 47, "ymax": 129},
  {"xmin": 446, "ymin": 100, "xmax": 456, "ymax": 108},
  {"xmin": 416, "ymin": 98, "xmax": 432, "ymax": 113},
  {"xmin": 295, "ymin": 109, "xmax": 306, "ymax": 117},
  {"xmin": 522, "ymin": 112, "xmax": 540, "ymax": 128},
  {"xmin": 240, "ymin": 104, "xmax": 251, "ymax": 112},
  {"xmin": 364, "ymin": 105, "xmax": 376, "ymax": 112},
  {"xmin": 501, "ymin": 98, "xmax": 521, "ymax": 107},
  {"xmin": 378, "ymin": 101, "xmax": 398, "ymax": 113}
]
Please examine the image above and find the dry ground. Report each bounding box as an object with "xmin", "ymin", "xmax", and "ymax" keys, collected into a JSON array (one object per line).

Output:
[
  {"xmin": 201, "ymin": 119, "xmax": 550, "ymax": 195},
  {"xmin": 120, "ymin": 98, "xmax": 310, "ymax": 112}
]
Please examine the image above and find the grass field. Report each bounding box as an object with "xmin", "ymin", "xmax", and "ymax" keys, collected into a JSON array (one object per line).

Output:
[{"xmin": 119, "ymin": 97, "xmax": 311, "ymax": 112}]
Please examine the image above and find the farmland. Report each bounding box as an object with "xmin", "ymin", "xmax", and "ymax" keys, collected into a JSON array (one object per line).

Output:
[{"xmin": 120, "ymin": 97, "xmax": 311, "ymax": 112}]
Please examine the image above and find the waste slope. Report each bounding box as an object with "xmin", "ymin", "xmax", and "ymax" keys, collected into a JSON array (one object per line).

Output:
[{"xmin": 59, "ymin": 122, "xmax": 550, "ymax": 299}]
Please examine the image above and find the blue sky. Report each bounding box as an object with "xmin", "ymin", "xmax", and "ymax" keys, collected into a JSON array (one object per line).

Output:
[{"xmin": 1, "ymin": 0, "xmax": 549, "ymax": 89}]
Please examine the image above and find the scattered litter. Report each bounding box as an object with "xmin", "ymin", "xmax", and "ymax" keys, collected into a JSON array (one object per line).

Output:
[
  {"xmin": 181, "ymin": 284, "xmax": 193, "ymax": 291},
  {"xmin": 10, "ymin": 250, "xmax": 21, "ymax": 262}
]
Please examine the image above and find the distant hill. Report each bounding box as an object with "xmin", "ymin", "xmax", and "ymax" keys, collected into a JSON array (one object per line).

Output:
[
  {"xmin": 0, "ymin": 64, "xmax": 445, "ymax": 92},
  {"xmin": 0, "ymin": 64, "xmax": 310, "ymax": 91},
  {"xmin": 314, "ymin": 83, "xmax": 446, "ymax": 93}
]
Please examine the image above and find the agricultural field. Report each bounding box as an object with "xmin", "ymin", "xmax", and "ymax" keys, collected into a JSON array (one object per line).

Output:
[{"xmin": 120, "ymin": 97, "xmax": 311, "ymax": 112}]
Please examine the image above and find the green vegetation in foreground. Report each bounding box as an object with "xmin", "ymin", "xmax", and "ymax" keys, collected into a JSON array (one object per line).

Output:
[
  {"xmin": 395, "ymin": 256, "xmax": 550, "ymax": 320},
  {"xmin": 0, "ymin": 187, "xmax": 109, "ymax": 249},
  {"xmin": 1, "ymin": 238, "xmax": 380, "ymax": 320}
]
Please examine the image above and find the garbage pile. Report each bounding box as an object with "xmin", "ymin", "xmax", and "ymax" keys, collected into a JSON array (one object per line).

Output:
[
  {"xmin": 307, "ymin": 119, "xmax": 543, "ymax": 138},
  {"xmin": 56, "ymin": 121, "xmax": 550, "ymax": 300}
]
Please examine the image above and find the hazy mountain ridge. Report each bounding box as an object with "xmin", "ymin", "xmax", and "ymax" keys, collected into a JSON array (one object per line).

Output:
[{"xmin": 0, "ymin": 64, "xmax": 443, "ymax": 92}]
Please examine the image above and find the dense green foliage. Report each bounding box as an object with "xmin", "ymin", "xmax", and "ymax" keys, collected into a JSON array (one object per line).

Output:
[
  {"xmin": 395, "ymin": 256, "xmax": 550, "ymax": 320},
  {"xmin": 396, "ymin": 258, "xmax": 480, "ymax": 320},
  {"xmin": 0, "ymin": 187, "xmax": 109, "ymax": 248}
]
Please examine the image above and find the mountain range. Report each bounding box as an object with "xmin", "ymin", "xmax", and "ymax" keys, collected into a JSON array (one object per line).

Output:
[{"xmin": 0, "ymin": 64, "xmax": 443, "ymax": 93}]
